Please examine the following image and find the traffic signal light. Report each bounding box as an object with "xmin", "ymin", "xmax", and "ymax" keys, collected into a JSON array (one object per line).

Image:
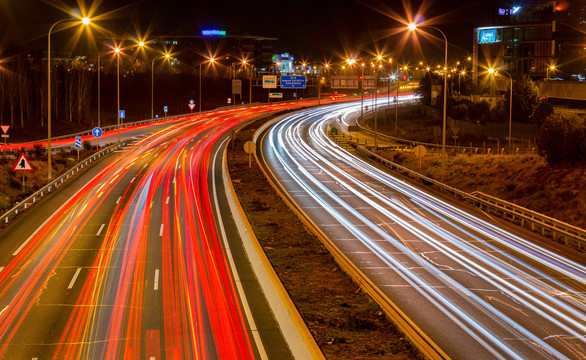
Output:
[{"xmin": 359, "ymin": 75, "xmax": 363, "ymax": 80}]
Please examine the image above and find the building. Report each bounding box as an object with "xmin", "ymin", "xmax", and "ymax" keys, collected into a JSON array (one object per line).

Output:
[{"xmin": 473, "ymin": 1, "xmax": 585, "ymax": 85}]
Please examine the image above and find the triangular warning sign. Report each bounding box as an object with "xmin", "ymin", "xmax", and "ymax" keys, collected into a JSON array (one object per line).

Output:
[
  {"xmin": 0, "ymin": 125, "xmax": 9, "ymax": 134},
  {"xmin": 13, "ymin": 152, "xmax": 34, "ymax": 172}
]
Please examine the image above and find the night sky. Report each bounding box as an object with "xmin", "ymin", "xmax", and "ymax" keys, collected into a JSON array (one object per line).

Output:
[{"xmin": 0, "ymin": 0, "xmax": 494, "ymax": 61}]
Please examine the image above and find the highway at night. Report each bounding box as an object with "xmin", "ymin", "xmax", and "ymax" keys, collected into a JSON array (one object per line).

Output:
[
  {"xmin": 0, "ymin": 104, "xmax": 318, "ymax": 360},
  {"xmin": 257, "ymin": 100, "xmax": 586, "ymax": 359}
]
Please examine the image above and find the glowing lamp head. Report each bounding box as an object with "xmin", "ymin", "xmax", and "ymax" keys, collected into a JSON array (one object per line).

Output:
[
  {"xmin": 114, "ymin": 48, "xmax": 120, "ymax": 53},
  {"xmin": 408, "ymin": 23, "xmax": 417, "ymax": 31},
  {"xmin": 138, "ymin": 41, "xmax": 145, "ymax": 47},
  {"xmin": 377, "ymin": 55, "xmax": 382, "ymax": 61},
  {"xmin": 549, "ymin": 65, "xmax": 555, "ymax": 70},
  {"xmin": 81, "ymin": 17, "xmax": 91, "ymax": 25},
  {"xmin": 209, "ymin": 58, "xmax": 215, "ymax": 63},
  {"xmin": 346, "ymin": 58, "xmax": 355, "ymax": 65},
  {"xmin": 165, "ymin": 53, "xmax": 170, "ymax": 58},
  {"xmin": 488, "ymin": 68, "xmax": 495, "ymax": 74}
]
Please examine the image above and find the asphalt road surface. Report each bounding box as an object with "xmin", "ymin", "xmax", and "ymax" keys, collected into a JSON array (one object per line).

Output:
[{"xmin": 258, "ymin": 101, "xmax": 586, "ymax": 360}]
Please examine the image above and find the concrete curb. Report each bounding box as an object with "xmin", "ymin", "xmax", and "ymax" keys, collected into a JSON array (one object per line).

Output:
[{"xmin": 223, "ymin": 146, "xmax": 325, "ymax": 360}]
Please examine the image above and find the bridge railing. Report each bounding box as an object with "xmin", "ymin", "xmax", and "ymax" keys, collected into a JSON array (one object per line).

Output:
[
  {"xmin": 355, "ymin": 146, "xmax": 586, "ymax": 251},
  {"xmin": 0, "ymin": 142, "xmax": 124, "ymax": 227}
]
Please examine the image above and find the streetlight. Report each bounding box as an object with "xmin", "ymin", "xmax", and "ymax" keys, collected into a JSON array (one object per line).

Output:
[
  {"xmin": 47, "ymin": 16, "xmax": 91, "ymax": 180},
  {"xmin": 488, "ymin": 67, "xmax": 513, "ymax": 152},
  {"xmin": 459, "ymin": 70, "xmax": 466, "ymax": 95},
  {"xmin": 199, "ymin": 57, "xmax": 214, "ymax": 113},
  {"xmin": 152, "ymin": 53, "xmax": 171, "ymax": 119},
  {"xmin": 546, "ymin": 65, "xmax": 556, "ymax": 79},
  {"xmin": 409, "ymin": 22, "xmax": 448, "ymax": 181},
  {"xmin": 115, "ymin": 47, "xmax": 121, "ymax": 143}
]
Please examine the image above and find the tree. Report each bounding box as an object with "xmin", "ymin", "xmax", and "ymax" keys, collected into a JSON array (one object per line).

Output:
[
  {"xmin": 504, "ymin": 74, "xmax": 539, "ymax": 124},
  {"xmin": 538, "ymin": 114, "xmax": 586, "ymax": 164}
]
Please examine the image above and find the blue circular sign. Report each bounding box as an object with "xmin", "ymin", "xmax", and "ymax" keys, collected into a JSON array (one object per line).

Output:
[
  {"xmin": 189, "ymin": 99, "xmax": 195, "ymax": 104},
  {"xmin": 92, "ymin": 127, "xmax": 103, "ymax": 138}
]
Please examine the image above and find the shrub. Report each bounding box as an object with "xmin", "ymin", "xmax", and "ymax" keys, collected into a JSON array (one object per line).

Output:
[
  {"xmin": 538, "ymin": 114, "xmax": 586, "ymax": 164},
  {"xmin": 450, "ymin": 103, "xmax": 469, "ymax": 121}
]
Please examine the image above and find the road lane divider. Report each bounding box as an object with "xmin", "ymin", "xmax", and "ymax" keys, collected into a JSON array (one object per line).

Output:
[
  {"xmin": 154, "ymin": 269, "xmax": 160, "ymax": 291},
  {"xmin": 159, "ymin": 224, "xmax": 164, "ymax": 237},
  {"xmin": 223, "ymin": 145, "xmax": 325, "ymax": 360},
  {"xmin": 67, "ymin": 268, "xmax": 82, "ymax": 290},
  {"xmin": 96, "ymin": 224, "xmax": 106, "ymax": 236}
]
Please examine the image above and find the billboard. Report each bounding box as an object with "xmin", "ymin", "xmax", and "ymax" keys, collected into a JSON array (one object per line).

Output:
[
  {"xmin": 281, "ymin": 75, "xmax": 306, "ymax": 88},
  {"xmin": 479, "ymin": 29, "xmax": 497, "ymax": 43}
]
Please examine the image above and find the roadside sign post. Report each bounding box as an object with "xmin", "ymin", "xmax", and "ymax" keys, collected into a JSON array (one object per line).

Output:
[
  {"xmin": 263, "ymin": 75, "xmax": 277, "ymax": 103},
  {"xmin": 1, "ymin": 125, "xmax": 9, "ymax": 146},
  {"xmin": 92, "ymin": 127, "xmax": 103, "ymax": 150},
  {"xmin": 189, "ymin": 100, "xmax": 195, "ymax": 112},
  {"xmin": 164, "ymin": 106, "xmax": 168, "ymax": 116},
  {"xmin": 244, "ymin": 141, "xmax": 256, "ymax": 168},
  {"xmin": 75, "ymin": 135, "xmax": 82, "ymax": 159},
  {"xmin": 13, "ymin": 152, "xmax": 34, "ymax": 192}
]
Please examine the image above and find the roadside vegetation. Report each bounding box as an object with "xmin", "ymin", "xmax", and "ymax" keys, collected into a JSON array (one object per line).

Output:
[{"xmin": 0, "ymin": 143, "xmax": 102, "ymax": 217}]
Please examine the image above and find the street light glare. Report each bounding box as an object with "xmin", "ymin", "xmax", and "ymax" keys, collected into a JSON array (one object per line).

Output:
[
  {"xmin": 115, "ymin": 48, "xmax": 120, "ymax": 53},
  {"xmin": 81, "ymin": 17, "xmax": 91, "ymax": 25},
  {"xmin": 138, "ymin": 41, "xmax": 145, "ymax": 47},
  {"xmin": 408, "ymin": 22, "xmax": 417, "ymax": 31},
  {"xmin": 488, "ymin": 67, "xmax": 495, "ymax": 74},
  {"xmin": 165, "ymin": 53, "xmax": 170, "ymax": 58},
  {"xmin": 210, "ymin": 58, "xmax": 215, "ymax": 63}
]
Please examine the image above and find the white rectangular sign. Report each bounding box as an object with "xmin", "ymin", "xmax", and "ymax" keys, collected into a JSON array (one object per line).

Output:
[
  {"xmin": 269, "ymin": 92, "xmax": 283, "ymax": 98},
  {"xmin": 263, "ymin": 75, "xmax": 277, "ymax": 89}
]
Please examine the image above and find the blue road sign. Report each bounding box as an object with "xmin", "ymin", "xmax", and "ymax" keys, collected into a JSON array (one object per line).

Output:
[
  {"xmin": 99, "ymin": 142, "xmax": 104, "ymax": 147},
  {"xmin": 164, "ymin": 106, "xmax": 168, "ymax": 113},
  {"xmin": 92, "ymin": 127, "xmax": 103, "ymax": 138},
  {"xmin": 75, "ymin": 136, "xmax": 82, "ymax": 148},
  {"xmin": 119, "ymin": 110, "xmax": 125, "ymax": 119},
  {"xmin": 281, "ymin": 75, "xmax": 306, "ymax": 89},
  {"xmin": 189, "ymin": 99, "xmax": 195, "ymax": 104}
]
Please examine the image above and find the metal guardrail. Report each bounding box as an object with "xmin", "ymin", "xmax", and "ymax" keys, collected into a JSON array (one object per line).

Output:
[
  {"xmin": 0, "ymin": 142, "xmax": 124, "ymax": 226},
  {"xmin": 355, "ymin": 146, "xmax": 585, "ymax": 251},
  {"xmin": 470, "ymin": 192, "xmax": 586, "ymax": 250}
]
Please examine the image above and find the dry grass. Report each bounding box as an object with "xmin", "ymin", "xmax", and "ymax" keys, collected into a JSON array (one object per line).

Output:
[{"xmin": 378, "ymin": 149, "xmax": 586, "ymax": 229}]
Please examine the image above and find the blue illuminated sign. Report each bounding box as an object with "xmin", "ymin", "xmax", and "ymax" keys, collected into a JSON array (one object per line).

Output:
[
  {"xmin": 201, "ymin": 29, "xmax": 226, "ymax": 36},
  {"xmin": 281, "ymin": 75, "xmax": 306, "ymax": 89},
  {"xmin": 479, "ymin": 29, "xmax": 497, "ymax": 43}
]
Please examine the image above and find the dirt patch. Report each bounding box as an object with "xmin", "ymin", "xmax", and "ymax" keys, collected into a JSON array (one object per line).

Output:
[{"xmin": 228, "ymin": 120, "xmax": 419, "ymax": 359}]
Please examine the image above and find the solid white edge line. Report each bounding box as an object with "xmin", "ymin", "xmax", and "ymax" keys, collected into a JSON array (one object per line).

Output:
[
  {"xmin": 212, "ymin": 137, "xmax": 269, "ymax": 360},
  {"xmin": 96, "ymin": 223, "xmax": 106, "ymax": 236},
  {"xmin": 154, "ymin": 269, "xmax": 160, "ymax": 291},
  {"xmin": 67, "ymin": 268, "xmax": 82, "ymax": 290}
]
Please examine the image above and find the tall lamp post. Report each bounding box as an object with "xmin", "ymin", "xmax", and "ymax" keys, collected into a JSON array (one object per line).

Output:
[
  {"xmin": 546, "ymin": 65, "xmax": 555, "ymax": 79},
  {"xmin": 47, "ymin": 17, "xmax": 91, "ymax": 180},
  {"xmin": 115, "ymin": 47, "xmax": 121, "ymax": 142},
  {"xmin": 152, "ymin": 53, "xmax": 170, "ymax": 119},
  {"xmin": 409, "ymin": 22, "xmax": 448, "ymax": 180},
  {"xmin": 488, "ymin": 68, "xmax": 513, "ymax": 152},
  {"xmin": 97, "ymin": 49, "xmax": 107, "ymax": 128},
  {"xmin": 199, "ymin": 57, "xmax": 215, "ymax": 113}
]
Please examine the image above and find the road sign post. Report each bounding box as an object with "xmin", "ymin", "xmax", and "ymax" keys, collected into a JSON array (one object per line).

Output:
[
  {"xmin": 189, "ymin": 100, "xmax": 195, "ymax": 112},
  {"xmin": 75, "ymin": 135, "xmax": 82, "ymax": 159},
  {"xmin": 13, "ymin": 152, "xmax": 34, "ymax": 192},
  {"xmin": 164, "ymin": 106, "xmax": 168, "ymax": 116},
  {"xmin": 244, "ymin": 141, "xmax": 256, "ymax": 168},
  {"xmin": 1, "ymin": 125, "xmax": 9, "ymax": 145}
]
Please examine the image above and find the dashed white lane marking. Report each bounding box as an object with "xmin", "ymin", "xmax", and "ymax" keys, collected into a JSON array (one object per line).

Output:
[
  {"xmin": 166, "ymin": 196, "xmax": 169, "ymax": 205},
  {"xmin": 159, "ymin": 224, "xmax": 164, "ymax": 237},
  {"xmin": 96, "ymin": 224, "xmax": 106, "ymax": 236},
  {"xmin": 154, "ymin": 269, "xmax": 160, "ymax": 291},
  {"xmin": 67, "ymin": 268, "xmax": 82, "ymax": 290},
  {"xmin": 116, "ymin": 196, "xmax": 122, "ymax": 204}
]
